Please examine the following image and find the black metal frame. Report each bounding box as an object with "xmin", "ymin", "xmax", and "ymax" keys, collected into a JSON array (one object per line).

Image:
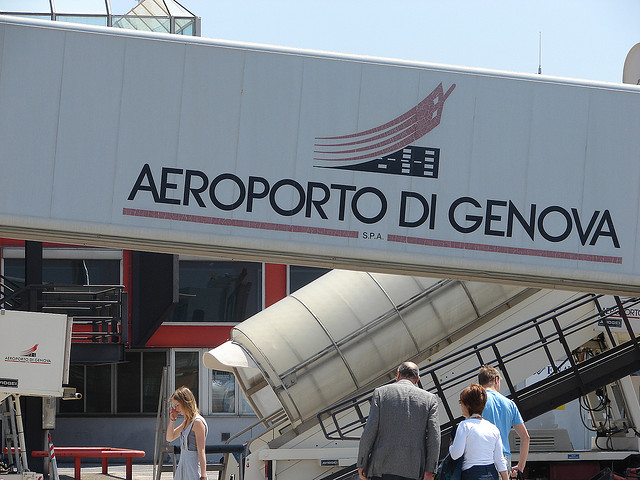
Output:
[
  {"xmin": 0, "ymin": 275, "xmax": 127, "ymax": 357},
  {"xmin": 317, "ymin": 294, "xmax": 640, "ymax": 443}
]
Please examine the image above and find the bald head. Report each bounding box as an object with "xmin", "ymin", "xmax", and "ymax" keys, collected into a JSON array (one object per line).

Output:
[{"xmin": 397, "ymin": 361, "xmax": 419, "ymax": 383}]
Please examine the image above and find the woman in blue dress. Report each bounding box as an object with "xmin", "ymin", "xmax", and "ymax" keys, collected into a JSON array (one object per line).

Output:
[{"xmin": 166, "ymin": 386, "xmax": 209, "ymax": 480}]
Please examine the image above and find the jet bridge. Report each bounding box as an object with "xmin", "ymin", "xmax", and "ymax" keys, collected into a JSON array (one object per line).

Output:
[
  {"xmin": 1, "ymin": 17, "xmax": 640, "ymax": 295},
  {"xmin": 204, "ymin": 270, "xmax": 640, "ymax": 480}
]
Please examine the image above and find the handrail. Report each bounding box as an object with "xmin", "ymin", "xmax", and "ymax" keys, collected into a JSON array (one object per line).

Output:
[
  {"xmin": 0, "ymin": 282, "xmax": 126, "ymax": 345},
  {"xmin": 0, "ymin": 273, "xmax": 23, "ymax": 291},
  {"xmin": 317, "ymin": 294, "xmax": 640, "ymax": 441},
  {"xmin": 225, "ymin": 409, "xmax": 289, "ymax": 446}
]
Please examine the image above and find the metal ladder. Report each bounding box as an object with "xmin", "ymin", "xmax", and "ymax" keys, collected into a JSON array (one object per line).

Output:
[
  {"xmin": 1, "ymin": 394, "xmax": 30, "ymax": 475},
  {"xmin": 153, "ymin": 367, "xmax": 177, "ymax": 480}
]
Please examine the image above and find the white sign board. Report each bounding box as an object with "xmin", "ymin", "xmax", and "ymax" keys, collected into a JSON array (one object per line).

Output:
[
  {"xmin": 1, "ymin": 17, "xmax": 640, "ymax": 293},
  {"xmin": 0, "ymin": 310, "xmax": 72, "ymax": 397},
  {"xmin": 593, "ymin": 296, "xmax": 640, "ymax": 333}
]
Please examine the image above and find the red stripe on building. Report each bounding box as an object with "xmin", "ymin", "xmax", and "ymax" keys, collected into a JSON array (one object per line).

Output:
[
  {"xmin": 145, "ymin": 324, "xmax": 234, "ymax": 348},
  {"xmin": 387, "ymin": 235, "xmax": 622, "ymax": 264},
  {"xmin": 122, "ymin": 208, "xmax": 359, "ymax": 238},
  {"xmin": 265, "ymin": 263, "xmax": 287, "ymax": 307}
]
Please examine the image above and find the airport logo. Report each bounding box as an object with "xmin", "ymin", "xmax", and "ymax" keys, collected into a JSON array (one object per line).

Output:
[
  {"xmin": 313, "ymin": 82, "xmax": 456, "ymax": 177},
  {"xmin": 5, "ymin": 344, "xmax": 51, "ymax": 365},
  {"xmin": 124, "ymin": 78, "xmax": 621, "ymax": 261},
  {"xmin": 20, "ymin": 344, "xmax": 38, "ymax": 357}
]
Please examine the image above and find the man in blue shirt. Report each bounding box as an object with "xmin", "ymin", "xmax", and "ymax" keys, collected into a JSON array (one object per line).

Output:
[{"xmin": 478, "ymin": 366, "xmax": 530, "ymax": 477}]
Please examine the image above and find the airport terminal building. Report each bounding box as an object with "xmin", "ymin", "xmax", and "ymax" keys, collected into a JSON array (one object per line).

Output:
[
  {"xmin": 0, "ymin": 0, "xmax": 328, "ymax": 459},
  {"xmin": 2, "ymin": 3, "xmax": 640, "ymax": 479}
]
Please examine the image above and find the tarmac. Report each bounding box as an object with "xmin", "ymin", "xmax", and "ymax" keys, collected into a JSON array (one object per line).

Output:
[{"xmin": 54, "ymin": 464, "xmax": 220, "ymax": 480}]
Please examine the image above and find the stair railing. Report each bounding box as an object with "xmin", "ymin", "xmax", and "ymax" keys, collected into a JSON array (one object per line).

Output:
[{"xmin": 317, "ymin": 294, "xmax": 640, "ymax": 441}]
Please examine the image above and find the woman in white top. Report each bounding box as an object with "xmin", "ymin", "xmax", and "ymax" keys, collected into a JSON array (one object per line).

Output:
[
  {"xmin": 449, "ymin": 383, "xmax": 509, "ymax": 480},
  {"xmin": 166, "ymin": 386, "xmax": 209, "ymax": 480}
]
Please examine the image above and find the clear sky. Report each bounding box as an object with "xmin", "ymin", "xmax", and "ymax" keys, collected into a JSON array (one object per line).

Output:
[
  {"xmin": 172, "ymin": 0, "xmax": 638, "ymax": 85},
  {"xmin": 4, "ymin": 0, "xmax": 638, "ymax": 84}
]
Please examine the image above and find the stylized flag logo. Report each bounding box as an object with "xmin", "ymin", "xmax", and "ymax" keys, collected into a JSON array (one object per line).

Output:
[
  {"xmin": 20, "ymin": 344, "xmax": 38, "ymax": 356},
  {"xmin": 313, "ymin": 82, "xmax": 455, "ymax": 177}
]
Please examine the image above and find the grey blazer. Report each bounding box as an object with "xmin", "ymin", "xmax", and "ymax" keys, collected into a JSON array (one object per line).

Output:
[{"xmin": 357, "ymin": 379, "xmax": 441, "ymax": 479}]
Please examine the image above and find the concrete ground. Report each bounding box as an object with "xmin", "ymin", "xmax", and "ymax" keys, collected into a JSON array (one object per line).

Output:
[{"xmin": 55, "ymin": 464, "xmax": 220, "ymax": 480}]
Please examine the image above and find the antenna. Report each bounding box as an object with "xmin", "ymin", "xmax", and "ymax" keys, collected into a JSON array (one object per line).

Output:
[{"xmin": 538, "ymin": 32, "xmax": 542, "ymax": 74}]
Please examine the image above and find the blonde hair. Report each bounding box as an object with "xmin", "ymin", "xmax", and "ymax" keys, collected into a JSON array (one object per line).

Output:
[{"xmin": 171, "ymin": 386, "xmax": 199, "ymax": 425}]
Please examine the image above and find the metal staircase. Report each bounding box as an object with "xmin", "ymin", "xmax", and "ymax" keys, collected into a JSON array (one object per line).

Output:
[
  {"xmin": 311, "ymin": 294, "xmax": 640, "ymax": 480},
  {"xmin": 0, "ymin": 275, "xmax": 127, "ymax": 362},
  {"xmin": 317, "ymin": 294, "xmax": 640, "ymax": 443},
  {"xmin": 1, "ymin": 395, "xmax": 30, "ymax": 476}
]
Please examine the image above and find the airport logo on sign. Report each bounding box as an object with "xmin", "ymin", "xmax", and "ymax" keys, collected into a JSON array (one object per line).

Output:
[
  {"xmin": 313, "ymin": 82, "xmax": 456, "ymax": 178},
  {"xmin": 4, "ymin": 344, "xmax": 51, "ymax": 365},
  {"xmin": 124, "ymin": 80, "xmax": 622, "ymax": 264}
]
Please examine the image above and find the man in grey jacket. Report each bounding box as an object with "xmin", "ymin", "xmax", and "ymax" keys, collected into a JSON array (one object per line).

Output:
[{"xmin": 357, "ymin": 361, "xmax": 441, "ymax": 480}]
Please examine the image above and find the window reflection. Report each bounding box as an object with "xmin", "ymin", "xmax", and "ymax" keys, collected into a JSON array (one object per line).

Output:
[
  {"xmin": 85, "ymin": 364, "xmax": 111, "ymax": 413},
  {"xmin": 211, "ymin": 370, "xmax": 235, "ymax": 413},
  {"xmin": 143, "ymin": 351, "xmax": 166, "ymax": 412},
  {"xmin": 289, "ymin": 266, "xmax": 330, "ymax": 294},
  {"xmin": 3, "ymin": 258, "xmax": 120, "ymax": 287},
  {"xmin": 56, "ymin": 15, "xmax": 108, "ymax": 26},
  {"xmin": 117, "ymin": 351, "xmax": 141, "ymax": 413},
  {"xmin": 240, "ymin": 389, "xmax": 253, "ymax": 415},
  {"xmin": 175, "ymin": 351, "xmax": 199, "ymax": 401},
  {"xmin": 170, "ymin": 261, "xmax": 261, "ymax": 323}
]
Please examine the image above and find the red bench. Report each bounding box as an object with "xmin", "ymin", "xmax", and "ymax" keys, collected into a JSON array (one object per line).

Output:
[{"xmin": 32, "ymin": 447, "xmax": 145, "ymax": 480}]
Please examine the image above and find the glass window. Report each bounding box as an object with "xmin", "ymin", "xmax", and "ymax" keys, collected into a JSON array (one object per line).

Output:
[
  {"xmin": 116, "ymin": 350, "xmax": 167, "ymax": 413},
  {"xmin": 169, "ymin": 261, "xmax": 262, "ymax": 323},
  {"xmin": 175, "ymin": 18, "xmax": 194, "ymax": 35},
  {"xmin": 211, "ymin": 370, "xmax": 235, "ymax": 413},
  {"xmin": 3, "ymin": 258, "xmax": 120, "ymax": 287},
  {"xmin": 59, "ymin": 350, "xmax": 166, "ymax": 415},
  {"xmin": 53, "ymin": 0, "xmax": 107, "ymax": 14},
  {"xmin": 117, "ymin": 352, "xmax": 141, "ymax": 413},
  {"xmin": 175, "ymin": 351, "xmax": 199, "ymax": 402},
  {"xmin": 289, "ymin": 266, "xmax": 330, "ymax": 294},
  {"xmin": 143, "ymin": 351, "xmax": 167, "ymax": 412},
  {"xmin": 85, "ymin": 364, "xmax": 112, "ymax": 413},
  {"xmin": 0, "ymin": 1, "xmax": 51, "ymax": 13},
  {"xmin": 56, "ymin": 15, "xmax": 108, "ymax": 26},
  {"xmin": 113, "ymin": 15, "xmax": 170, "ymax": 33},
  {"xmin": 240, "ymin": 389, "xmax": 253, "ymax": 415}
]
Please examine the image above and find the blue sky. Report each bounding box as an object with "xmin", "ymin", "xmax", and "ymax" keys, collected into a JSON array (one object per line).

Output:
[
  {"xmin": 3, "ymin": 0, "xmax": 638, "ymax": 84},
  {"xmin": 181, "ymin": 0, "xmax": 638, "ymax": 84}
]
